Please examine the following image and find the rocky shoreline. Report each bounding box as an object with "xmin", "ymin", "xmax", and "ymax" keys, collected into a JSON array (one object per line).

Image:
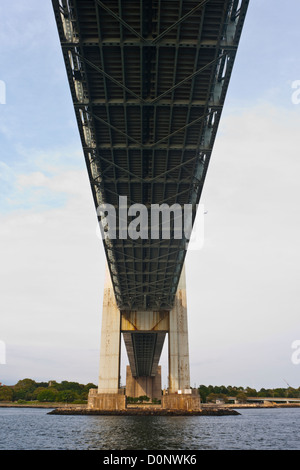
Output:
[
  {"xmin": 2, "ymin": 402, "xmax": 299, "ymax": 412},
  {"xmin": 47, "ymin": 407, "xmax": 240, "ymax": 416}
]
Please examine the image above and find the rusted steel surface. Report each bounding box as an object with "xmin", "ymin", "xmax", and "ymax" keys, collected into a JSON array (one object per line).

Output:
[
  {"xmin": 121, "ymin": 310, "xmax": 169, "ymax": 331},
  {"xmin": 121, "ymin": 309, "xmax": 169, "ymax": 377}
]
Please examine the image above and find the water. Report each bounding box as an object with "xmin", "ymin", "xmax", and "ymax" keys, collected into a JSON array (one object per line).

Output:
[{"xmin": 0, "ymin": 407, "xmax": 299, "ymax": 450}]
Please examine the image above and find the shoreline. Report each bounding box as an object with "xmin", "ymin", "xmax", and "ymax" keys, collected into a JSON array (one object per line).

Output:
[
  {"xmin": 1, "ymin": 403, "xmax": 300, "ymax": 407},
  {"xmin": 1, "ymin": 402, "xmax": 300, "ymax": 412},
  {"xmin": 47, "ymin": 408, "xmax": 240, "ymax": 416},
  {"xmin": 0, "ymin": 402, "xmax": 85, "ymax": 409}
]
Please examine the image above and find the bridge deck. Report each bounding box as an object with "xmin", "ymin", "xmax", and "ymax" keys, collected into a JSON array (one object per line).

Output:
[{"xmin": 52, "ymin": 0, "xmax": 249, "ymax": 311}]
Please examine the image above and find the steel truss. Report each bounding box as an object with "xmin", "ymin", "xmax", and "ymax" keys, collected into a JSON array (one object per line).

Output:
[{"xmin": 52, "ymin": 0, "xmax": 249, "ymax": 310}]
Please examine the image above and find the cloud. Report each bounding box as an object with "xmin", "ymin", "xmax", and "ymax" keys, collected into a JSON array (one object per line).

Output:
[
  {"xmin": 1, "ymin": 94, "xmax": 300, "ymax": 387},
  {"xmin": 0, "ymin": 206, "xmax": 105, "ymax": 385},
  {"xmin": 1, "ymin": 101, "xmax": 299, "ymax": 387},
  {"xmin": 0, "ymin": 142, "xmax": 85, "ymax": 212},
  {"xmin": 0, "ymin": 154, "xmax": 106, "ymax": 384},
  {"xmin": 1, "ymin": 99, "xmax": 299, "ymax": 388},
  {"xmin": 186, "ymin": 102, "xmax": 300, "ymax": 388}
]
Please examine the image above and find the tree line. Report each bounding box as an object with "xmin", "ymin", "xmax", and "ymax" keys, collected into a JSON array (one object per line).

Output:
[
  {"xmin": 1, "ymin": 379, "xmax": 299, "ymax": 404},
  {"xmin": 198, "ymin": 384, "xmax": 300, "ymax": 403},
  {"xmin": 0, "ymin": 378, "xmax": 97, "ymax": 404}
]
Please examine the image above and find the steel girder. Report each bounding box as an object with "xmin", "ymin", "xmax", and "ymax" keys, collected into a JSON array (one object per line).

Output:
[{"xmin": 52, "ymin": 0, "xmax": 249, "ymax": 311}]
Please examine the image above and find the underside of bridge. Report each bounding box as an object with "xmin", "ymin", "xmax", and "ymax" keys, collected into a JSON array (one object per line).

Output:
[{"xmin": 52, "ymin": 0, "xmax": 249, "ymax": 410}]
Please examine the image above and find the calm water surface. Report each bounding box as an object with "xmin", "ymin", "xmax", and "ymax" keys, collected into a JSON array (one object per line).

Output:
[{"xmin": 0, "ymin": 407, "xmax": 299, "ymax": 450}]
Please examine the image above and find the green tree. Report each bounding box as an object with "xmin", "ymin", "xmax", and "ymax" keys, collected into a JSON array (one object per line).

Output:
[
  {"xmin": 15, "ymin": 378, "xmax": 36, "ymax": 389},
  {"xmin": 287, "ymin": 387, "xmax": 298, "ymax": 398},
  {"xmin": 56, "ymin": 381, "xmax": 83, "ymax": 393},
  {"xmin": 35, "ymin": 382, "xmax": 49, "ymax": 388},
  {"xmin": 198, "ymin": 385, "xmax": 210, "ymax": 403},
  {"xmin": 79, "ymin": 383, "xmax": 97, "ymax": 401},
  {"xmin": 213, "ymin": 385, "xmax": 229, "ymax": 395},
  {"xmin": 137, "ymin": 395, "xmax": 150, "ymax": 403},
  {"xmin": 32, "ymin": 387, "xmax": 48, "ymax": 400},
  {"xmin": 236, "ymin": 392, "xmax": 247, "ymax": 403},
  {"xmin": 258, "ymin": 388, "xmax": 272, "ymax": 397},
  {"xmin": 0, "ymin": 386, "xmax": 13, "ymax": 401},
  {"xmin": 37, "ymin": 389, "xmax": 58, "ymax": 402},
  {"xmin": 226, "ymin": 386, "xmax": 237, "ymax": 397},
  {"xmin": 206, "ymin": 393, "xmax": 228, "ymax": 403},
  {"xmin": 83, "ymin": 383, "xmax": 97, "ymax": 393},
  {"xmin": 13, "ymin": 378, "xmax": 37, "ymax": 401},
  {"xmin": 56, "ymin": 390, "xmax": 77, "ymax": 402}
]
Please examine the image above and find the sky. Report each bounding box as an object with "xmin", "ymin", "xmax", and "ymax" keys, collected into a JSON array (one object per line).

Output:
[{"xmin": 1, "ymin": 0, "xmax": 300, "ymax": 390}]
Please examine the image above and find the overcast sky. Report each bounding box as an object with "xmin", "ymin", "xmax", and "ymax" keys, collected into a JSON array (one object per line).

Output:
[{"xmin": 1, "ymin": 0, "xmax": 300, "ymax": 390}]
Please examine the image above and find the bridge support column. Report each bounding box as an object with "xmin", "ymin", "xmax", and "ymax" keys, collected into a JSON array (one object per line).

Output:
[
  {"xmin": 162, "ymin": 266, "xmax": 201, "ymax": 411},
  {"xmin": 97, "ymin": 265, "xmax": 121, "ymax": 394},
  {"xmin": 168, "ymin": 265, "xmax": 190, "ymax": 393},
  {"xmin": 88, "ymin": 265, "xmax": 126, "ymax": 411}
]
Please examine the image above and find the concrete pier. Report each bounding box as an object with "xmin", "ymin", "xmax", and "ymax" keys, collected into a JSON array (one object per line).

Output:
[
  {"xmin": 88, "ymin": 389, "xmax": 126, "ymax": 411},
  {"xmin": 161, "ymin": 390, "xmax": 201, "ymax": 411}
]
